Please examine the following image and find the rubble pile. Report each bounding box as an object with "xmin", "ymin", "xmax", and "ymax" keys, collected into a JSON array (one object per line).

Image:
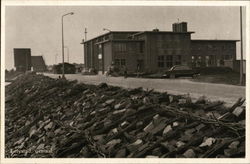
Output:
[{"xmin": 5, "ymin": 74, "xmax": 245, "ymax": 158}]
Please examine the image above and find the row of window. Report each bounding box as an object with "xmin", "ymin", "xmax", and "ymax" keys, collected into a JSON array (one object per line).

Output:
[
  {"xmin": 114, "ymin": 43, "xmax": 127, "ymax": 52},
  {"xmin": 191, "ymin": 55, "xmax": 232, "ymax": 60},
  {"xmin": 115, "ymin": 59, "xmax": 126, "ymax": 67},
  {"xmin": 192, "ymin": 45, "xmax": 234, "ymax": 50},
  {"xmin": 114, "ymin": 43, "xmax": 144, "ymax": 53},
  {"xmin": 158, "ymin": 55, "xmax": 181, "ymax": 68}
]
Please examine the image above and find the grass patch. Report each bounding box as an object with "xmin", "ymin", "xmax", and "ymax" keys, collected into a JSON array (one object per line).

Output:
[{"xmin": 191, "ymin": 72, "xmax": 245, "ymax": 86}]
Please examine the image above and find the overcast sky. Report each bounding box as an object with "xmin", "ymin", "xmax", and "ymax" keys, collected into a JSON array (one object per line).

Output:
[{"xmin": 4, "ymin": 6, "xmax": 246, "ymax": 70}]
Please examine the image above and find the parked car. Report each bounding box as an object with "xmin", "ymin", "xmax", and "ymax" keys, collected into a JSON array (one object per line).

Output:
[{"xmin": 162, "ymin": 65, "xmax": 199, "ymax": 78}]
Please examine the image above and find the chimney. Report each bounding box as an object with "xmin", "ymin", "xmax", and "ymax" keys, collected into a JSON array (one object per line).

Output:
[{"xmin": 172, "ymin": 22, "xmax": 187, "ymax": 32}]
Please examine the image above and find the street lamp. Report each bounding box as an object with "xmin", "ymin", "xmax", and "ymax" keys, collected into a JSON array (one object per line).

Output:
[
  {"xmin": 64, "ymin": 46, "xmax": 69, "ymax": 63},
  {"xmin": 62, "ymin": 12, "xmax": 74, "ymax": 78}
]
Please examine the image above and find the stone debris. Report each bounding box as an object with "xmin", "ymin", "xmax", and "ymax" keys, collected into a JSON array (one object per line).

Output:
[{"xmin": 5, "ymin": 74, "xmax": 245, "ymax": 158}]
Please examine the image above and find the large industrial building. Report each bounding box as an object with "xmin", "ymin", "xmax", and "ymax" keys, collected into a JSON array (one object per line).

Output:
[{"xmin": 82, "ymin": 22, "xmax": 238, "ymax": 74}]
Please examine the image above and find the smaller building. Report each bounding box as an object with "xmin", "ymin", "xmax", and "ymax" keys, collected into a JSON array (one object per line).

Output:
[
  {"xmin": 14, "ymin": 48, "xmax": 32, "ymax": 72},
  {"xmin": 31, "ymin": 56, "xmax": 47, "ymax": 72}
]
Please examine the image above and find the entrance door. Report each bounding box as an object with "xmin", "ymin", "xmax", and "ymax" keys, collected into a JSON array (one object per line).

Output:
[{"xmin": 137, "ymin": 59, "xmax": 144, "ymax": 72}]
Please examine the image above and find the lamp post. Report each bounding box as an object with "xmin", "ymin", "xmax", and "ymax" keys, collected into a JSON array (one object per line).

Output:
[
  {"xmin": 64, "ymin": 46, "xmax": 69, "ymax": 63},
  {"xmin": 62, "ymin": 12, "xmax": 74, "ymax": 78},
  {"xmin": 55, "ymin": 53, "xmax": 58, "ymax": 64}
]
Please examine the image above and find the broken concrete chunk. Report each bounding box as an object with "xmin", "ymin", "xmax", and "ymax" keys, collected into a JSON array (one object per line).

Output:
[
  {"xmin": 143, "ymin": 97, "xmax": 151, "ymax": 104},
  {"xmin": 127, "ymin": 139, "xmax": 143, "ymax": 152},
  {"xmin": 143, "ymin": 122, "xmax": 154, "ymax": 133},
  {"xmin": 152, "ymin": 147, "xmax": 162, "ymax": 156},
  {"xmin": 178, "ymin": 98, "xmax": 187, "ymax": 104},
  {"xmin": 105, "ymin": 99, "xmax": 115, "ymax": 105},
  {"xmin": 199, "ymin": 137, "xmax": 216, "ymax": 147},
  {"xmin": 124, "ymin": 108, "xmax": 137, "ymax": 116},
  {"xmin": 232, "ymin": 107, "xmax": 244, "ymax": 117},
  {"xmin": 151, "ymin": 120, "xmax": 167, "ymax": 134},
  {"xmin": 163, "ymin": 125, "xmax": 172, "ymax": 136},
  {"xmin": 98, "ymin": 107, "xmax": 109, "ymax": 113},
  {"xmin": 179, "ymin": 134, "xmax": 192, "ymax": 142},
  {"xmin": 228, "ymin": 141, "xmax": 240, "ymax": 149},
  {"xmin": 106, "ymin": 139, "xmax": 121, "ymax": 146},
  {"xmin": 29, "ymin": 127, "xmax": 37, "ymax": 138},
  {"xmin": 90, "ymin": 111, "xmax": 96, "ymax": 115},
  {"xmin": 111, "ymin": 128, "xmax": 118, "ymax": 134},
  {"xmin": 93, "ymin": 134, "xmax": 105, "ymax": 141},
  {"xmin": 169, "ymin": 95, "xmax": 174, "ymax": 103},
  {"xmin": 176, "ymin": 141, "xmax": 185, "ymax": 148},
  {"xmin": 136, "ymin": 121, "xmax": 144, "ymax": 128},
  {"xmin": 114, "ymin": 102, "xmax": 126, "ymax": 110},
  {"xmin": 120, "ymin": 121, "xmax": 129, "ymax": 128},
  {"xmin": 184, "ymin": 128, "xmax": 196, "ymax": 135},
  {"xmin": 183, "ymin": 149, "xmax": 196, "ymax": 158},
  {"xmin": 115, "ymin": 148, "xmax": 127, "ymax": 158},
  {"xmin": 69, "ymin": 121, "xmax": 74, "ymax": 126},
  {"xmin": 44, "ymin": 122, "xmax": 53, "ymax": 131},
  {"xmin": 14, "ymin": 137, "xmax": 25, "ymax": 146},
  {"xmin": 195, "ymin": 124, "xmax": 206, "ymax": 132},
  {"xmin": 153, "ymin": 114, "xmax": 160, "ymax": 121},
  {"xmin": 224, "ymin": 148, "xmax": 238, "ymax": 157},
  {"xmin": 47, "ymin": 131, "xmax": 55, "ymax": 138},
  {"xmin": 172, "ymin": 121, "xmax": 179, "ymax": 127},
  {"xmin": 37, "ymin": 143, "xmax": 45, "ymax": 150},
  {"xmin": 113, "ymin": 108, "xmax": 126, "ymax": 115}
]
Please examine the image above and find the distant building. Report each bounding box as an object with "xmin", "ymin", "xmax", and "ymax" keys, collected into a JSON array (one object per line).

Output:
[
  {"xmin": 14, "ymin": 48, "xmax": 31, "ymax": 72},
  {"xmin": 31, "ymin": 56, "xmax": 47, "ymax": 72},
  {"xmin": 82, "ymin": 22, "xmax": 238, "ymax": 74}
]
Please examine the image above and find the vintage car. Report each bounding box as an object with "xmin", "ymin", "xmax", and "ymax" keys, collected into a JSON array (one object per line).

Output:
[{"xmin": 162, "ymin": 65, "xmax": 200, "ymax": 78}]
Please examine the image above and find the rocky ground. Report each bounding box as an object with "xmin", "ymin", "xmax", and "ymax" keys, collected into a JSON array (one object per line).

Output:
[{"xmin": 5, "ymin": 73, "xmax": 245, "ymax": 158}]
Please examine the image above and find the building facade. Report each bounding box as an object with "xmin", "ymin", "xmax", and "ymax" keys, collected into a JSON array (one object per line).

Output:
[{"xmin": 82, "ymin": 22, "xmax": 238, "ymax": 74}]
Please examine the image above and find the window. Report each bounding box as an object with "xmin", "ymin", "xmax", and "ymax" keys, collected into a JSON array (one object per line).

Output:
[
  {"xmin": 175, "ymin": 55, "xmax": 181, "ymax": 65},
  {"xmin": 115, "ymin": 59, "xmax": 126, "ymax": 67},
  {"xmin": 115, "ymin": 59, "xmax": 120, "ymax": 66},
  {"xmin": 166, "ymin": 55, "xmax": 173, "ymax": 67},
  {"xmin": 158, "ymin": 56, "xmax": 165, "ymax": 68},
  {"xmin": 224, "ymin": 55, "xmax": 232, "ymax": 60},
  {"xmin": 139, "ymin": 42, "xmax": 144, "ymax": 53},
  {"xmin": 174, "ymin": 66, "xmax": 191, "ymax": 71},
  {"xmin": 205, "ymin": 56, "xmax": 210, "ymax": 67},
  {"xmin": 121, "ymin": 59, "xmax": 126, "ymax": 66},
  {"xmin": 115, "ymin": 43, "xmax": 127, "ymax": 52}
]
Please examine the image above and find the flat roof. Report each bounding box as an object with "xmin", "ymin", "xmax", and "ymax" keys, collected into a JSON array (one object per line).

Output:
[
  {"xmin": 133, "ymin": 31, "xmax": 195, "ymax": 36},
  {"xmin": 83, "ymin": 31, "xmax": 139, "ymax": 43},
  {"xmin": 83, "ymin": 30, "xmax": 195, "ymax": 44}
]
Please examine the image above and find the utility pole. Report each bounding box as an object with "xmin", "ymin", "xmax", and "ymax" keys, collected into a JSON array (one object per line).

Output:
[
  {"xmin": 85, "ymin": 28, "xmax": 87, "ymax": 41},
  {"xmin": 55, "ymin": 53, "xmax": 58, "ymax": 64},
  {"xmin": 61, "ymin": 12, "xmax": 74, "ymax": 79},
  {"xmin": 239, "ymin": 6, "xmax": 244, "ymax": 85}
]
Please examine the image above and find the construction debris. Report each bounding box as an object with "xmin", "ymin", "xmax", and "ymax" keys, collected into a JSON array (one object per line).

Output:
[{"xmin": 5, "ymin": 74, "xmax": 245, "ymax": 158}]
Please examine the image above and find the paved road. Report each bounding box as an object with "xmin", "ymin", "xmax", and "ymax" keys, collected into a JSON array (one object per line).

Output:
[{"xmin": 43, "ymin": 73, "xmax": 246, "ymax": 106}]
